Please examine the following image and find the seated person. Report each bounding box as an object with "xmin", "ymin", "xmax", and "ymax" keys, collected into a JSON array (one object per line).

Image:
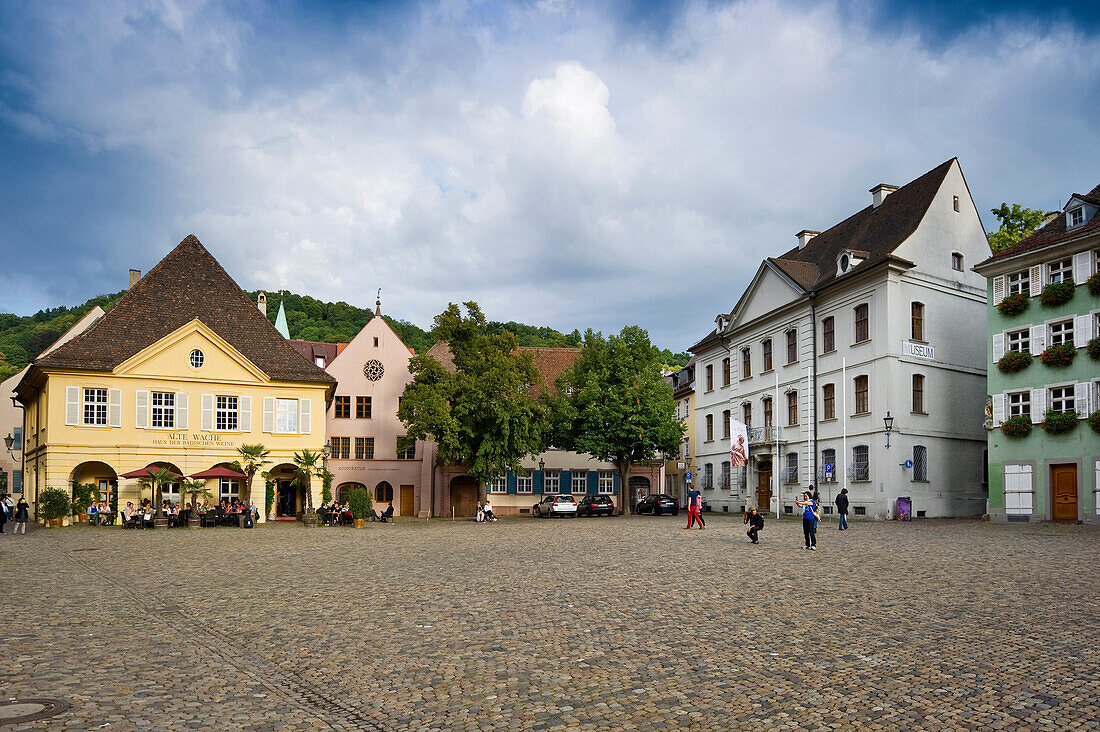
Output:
[
  {"xmin": 88, "ymin": 502, "xmax": 98, "ymax": 524},
  {"xmin": 381, "ymin": 502, "xmax": 394, "ymax": 522},
  {"xmin": 121, "ymin": 501, "xmax": 137, "ymax": 527},
  {"xmin": 369, "ymin": 508, "xmax": 380, "ymax": 522}
]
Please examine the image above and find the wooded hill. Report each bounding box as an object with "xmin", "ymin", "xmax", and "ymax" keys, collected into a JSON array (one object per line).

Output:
[{"xmin": 0, "ymin": 290, "xmax": 689, "ymax": 381}]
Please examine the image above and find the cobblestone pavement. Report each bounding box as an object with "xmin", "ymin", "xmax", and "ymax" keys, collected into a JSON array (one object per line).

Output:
[{"xmin": 1, "ymin": 514, "xmax": 1098, "ymax": 731}]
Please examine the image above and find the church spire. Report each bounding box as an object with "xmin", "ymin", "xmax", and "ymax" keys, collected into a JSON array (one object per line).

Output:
[{"xmin": 274, "ymin": 299, "xmax": 290, "ymax": 339}]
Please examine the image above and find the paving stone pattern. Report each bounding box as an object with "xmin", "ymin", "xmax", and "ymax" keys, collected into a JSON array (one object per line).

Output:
[{"xmin": 1, "ymin": 516, "xmax": 1098, "ymax": 730}]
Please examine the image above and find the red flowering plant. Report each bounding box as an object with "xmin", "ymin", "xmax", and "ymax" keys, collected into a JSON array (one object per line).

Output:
[
  {"xmin": 1041, "ymin": 409, "xmax": 1079, "ymax": 435},
  {"xmin": 996, "ymin": 293, "xmax": 1029, "ymax": 317},
  {"xmin": 999, "ymin": 415, "xmax": 1033, "ymax": 439},
  {"xmin": 996, "ymin": 350, "xmax": 1032, "ymax": 373},
  {"xmin": 1039, "ymin": 342, "xmax": 1077, "ymax": 367},
  {"xmin": 1039, "ymin": 280, "xmax": 1075, "ymax": 308},
  {"xmin": 1087, "ymin": 271, "xmax": 1100, "ymax": 297},
  {"xmin": 1088, "ymin": 337, "xmax": 1100, "ymax": 361}
]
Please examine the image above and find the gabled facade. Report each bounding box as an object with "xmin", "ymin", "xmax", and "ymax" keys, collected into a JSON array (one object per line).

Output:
[
  {"xmin": 974, "ymin": 185, "xmax": 1100, "ymax": 523},
  {"xmin": 691, "ymin": 159, "xmax": 990, "ymax": 519},
  {"xmin": 14, "ymin": 236, "xmax": 335, "ymax": 523}
]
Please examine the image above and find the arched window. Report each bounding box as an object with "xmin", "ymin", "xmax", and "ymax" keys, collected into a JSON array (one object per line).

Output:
[{"xmin": 375, "ymin": 481, "xmax": 394, "ymax": 503}]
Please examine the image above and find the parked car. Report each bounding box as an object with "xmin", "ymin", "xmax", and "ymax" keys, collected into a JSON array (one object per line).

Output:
[
  {"xmin": 636, "ymin": 493, "xmax": 679, "ymax": 516},
  {"xmin": 577, "ymin": 495, "xmax": 615, "ymax": 517},
  {"xmin": 533, "ymin": 494, "xmax": 578, "ymax": 518}
]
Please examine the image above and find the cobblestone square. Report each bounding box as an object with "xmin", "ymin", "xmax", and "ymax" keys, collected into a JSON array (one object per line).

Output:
[{"xmin": 2, "ymin": 515, "xmax": 1098, "ymax": 730}]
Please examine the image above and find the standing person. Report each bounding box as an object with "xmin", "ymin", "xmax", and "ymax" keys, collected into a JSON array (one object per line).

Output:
[
  {"xmin": 685, "ymin": 487, "xmax": 703, "ymax": 529},
  {"xmin": 836, "ymin": 488, "xmax": 849, "ymax": 531},
  {"xmin": 795, "ymin": 490, "xmax": 818, "ymax": 550},
  {"xmin": 744, "ymin": 506, "xmax": 764, "ymax": 544},
  {"xmin": 3, "ymin": 493, "xmax": 13, "ymax": 521},
  {"xmin": 14, "ymin": 496, "xmax": 29, "ymax": 535},
  {"xmin": 0, "ymin": 496, "xmax": 7, "ymax": 533}
]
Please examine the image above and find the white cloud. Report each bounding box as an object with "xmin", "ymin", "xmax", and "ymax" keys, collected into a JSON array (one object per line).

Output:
[{"xmin": 2, "ymin": 0, "xmax": 1099, "ymax": 349}]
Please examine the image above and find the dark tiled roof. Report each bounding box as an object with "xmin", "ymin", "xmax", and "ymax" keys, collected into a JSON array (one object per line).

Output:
[
  {"xmin": 770, "ymin": 158, "xmax": 955, "ymax": 291},
  {"xmin": 36, "ymin": 235, "xmax": 336, "ymax": 384},
  {"xmin": 288, "ymin": 340, "xmax": 342, "ymax": 366},
  {"xmin": 978, "ymin": 184, "xmax": 1100, "ymax": 265},
  {"xmin": 426, "ymin": 342, "xmax": 581, "ymax": 395}
]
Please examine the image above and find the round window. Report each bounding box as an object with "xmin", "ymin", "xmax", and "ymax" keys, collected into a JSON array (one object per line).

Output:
[
  {"xmin": 189, "ymin": 349, "xmax": 204, "ymax": 368},
  {"xmin": 363, "ymin": 359, "xmax": 384, "ymax": 381},
  {"xmin": 839, "ymin": 254, "xmax": 850, "ymax": 272}
]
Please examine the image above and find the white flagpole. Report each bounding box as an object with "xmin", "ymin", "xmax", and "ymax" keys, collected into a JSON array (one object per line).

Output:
[
  {"xmin": 774, "ymin": 370, "xmax": 780, "ymax": 519},
  {"xmin": 842, "ymin": 357, "xmax": 848, "ymax": 495},
  {"xmin": 806, "ymin": 364, "xmax": 812, "ymax": 487}
]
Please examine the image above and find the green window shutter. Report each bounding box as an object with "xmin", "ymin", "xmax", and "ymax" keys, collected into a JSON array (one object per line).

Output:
[
  {"xmin": 560, "ymin": 470, "xmax": 570, "ymax": 494},
  {"xmin": 587, "ymin": 470, "xmax": 598, "ymax": 495},
  {"xmin": 613, "ymin": 472, "xmax": 620, "ymax": 494},
  {"xmin": 535, "ymin": 470, "xmax": 543, "ymax": 494},
  {"xmin": 507, "ymin": 471, "xmax": 517, "ymax": 494}
]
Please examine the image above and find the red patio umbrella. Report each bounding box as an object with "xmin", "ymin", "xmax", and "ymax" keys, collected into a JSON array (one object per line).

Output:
[{"xmin": 189, "ymin": 466, "xmax": 246, "ymax": 479}]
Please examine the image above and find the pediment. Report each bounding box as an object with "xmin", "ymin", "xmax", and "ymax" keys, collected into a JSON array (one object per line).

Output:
[
  {"xmin": 115, "ymin": 319, "xmax": 269, "ymax": 383},
  {"xmin": 729, "ymin": 263, "xmax": 805, "ymax": 330}
]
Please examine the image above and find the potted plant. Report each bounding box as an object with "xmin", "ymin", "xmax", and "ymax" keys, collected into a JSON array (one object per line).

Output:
[
  {"xmin": 997, "ymin": 292, "xmax": 1029, "ymax": 317},
  {"xmin": 321, "ymin": 468, "xmax": 334, "ymax": 506},
  {"xmin": 263, "ymin": 471, "xmax": 275, "ymax": 519},
  {"xmin": 1039, "ymin": 279, "xmax": 1075, "ymax": 308},
  {"xmin": 183, "ymin": 478, "xmax": 212, "ymax": 527},
  {"xmin": 138, "ymin": 467, "xmax": 177, "ymax": 528},
  {"xmin": 1000, "ymin": 415, "xmax": 1033, "ymax": 439},
  {"xmin": 1086, "ymin": 271, "xmax": 1100, "ymax": 297},
  {"xmin": 1088, "ymin": 409, "xmax": 1100, "ymax": 435},
  {"xmin": 234, "ymin": 443, "xmax": 271, "ymax": 507},
  {"xmin": 996, "ymin": 350, "xmax": 1032, "ymax": 373},
  {"xmin": 40, "ymin": 487, "xmax": 71, "ymax": 528},
  {"xmin": 348, "ymin": 487, "xmax": 372, "ymax": 528},
  {"xmin": 71, "ymin": 482, "xmax": 98, "ymax": 523},
  {"xmin": 1088, "ymin": 337, "xmax": 1100, "ymax": 361},
  {"xmin": 1041, "ymin": 409, "xmax": 1079, "ymax": 435},
  {"xmin": 1039, "ymin": 342, "xmax": 1077, "ymax": 368},
  {"xmin": 292, "ymin": 449, "xmax": 324, "ymax": 526}
]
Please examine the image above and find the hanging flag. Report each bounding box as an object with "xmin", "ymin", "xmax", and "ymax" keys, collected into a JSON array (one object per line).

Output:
[{"xmin": 730, "ymin": 419, "xmax": 748, "ymax": 467}]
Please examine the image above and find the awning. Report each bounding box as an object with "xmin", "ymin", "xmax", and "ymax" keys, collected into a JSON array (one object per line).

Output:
[
  {"xmin": 189, "ymin": 466, "xmax": 246, "ymax": 479},
  {"xmin": 120, "ymin": 467, "xmax": 183, "ymax": 480}
]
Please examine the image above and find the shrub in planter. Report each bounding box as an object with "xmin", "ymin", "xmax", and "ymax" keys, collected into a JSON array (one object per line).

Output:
[
  {"xmin": 1000, "ymin": 415, "xmax": 1033, "ymax": 439},
  {"xmin": 1088, "ymin": 337, "xmax": 1100, "ymax": 361},
  {"xmin": 1039, "ymin": 280, "xmax": 1075, "ymax": 307},
  {"xmin": 1039, "ymin": 342, "xmax": 1077, "ymax": 367},
  {"xmin": 1041, "ymin": 409, "xmax": 1079, "ymax": 435},
  {"xmin": 1088, "ymin": 409, "xmax": 1100, "ymax": 435},
  {"xmin": 996, "ymin": 350, "xmax": 1032, "ymax": 373},
  {"xmin": 39, "ymin": 487, "xmax": 72, "ymax": 524},
  {"xmin": 348, "ymin": 488, "xmax": 372, "ymax": 527},
  {"xmin": 71, "ymin": 482, "xmax": 98, "ymax": 519},
  {"xmin": 1087, "ymin": 271, "xmax": 1100, "ymax": 297},
  {"xmin": 997, "ymin": 292, "xmax": 1029, "ymax": 317}
]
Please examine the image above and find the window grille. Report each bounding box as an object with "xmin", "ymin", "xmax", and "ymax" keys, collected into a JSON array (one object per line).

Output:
[
  {"xmin": 913, "ymin": 445, "xmax": 928, "ymax": 481},
  {"xmin": 851, "ymin": 445, "xmax": 869, "ymax": 481},
  {"xmin": 703, "ymin": 463, "xmax": 713, "ymax": 489},
  {"xmin": 720, "ymin": 461, "xmax": 730, "ymax": 489}
]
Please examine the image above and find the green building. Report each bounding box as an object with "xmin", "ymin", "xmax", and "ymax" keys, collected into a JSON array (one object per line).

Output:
[{"xmin": 974, "ymin": 186, "xmax": 1100, "ymax": 523}]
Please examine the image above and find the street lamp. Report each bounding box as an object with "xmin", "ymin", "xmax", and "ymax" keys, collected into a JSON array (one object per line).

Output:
[
  {"xmin": 883, "ymin": 411, "xmax": 894, "ymax": 449},
  {"xmin": 538, "ymin": 458, "xmax": 545, "ymax": 472},
  {"xmin": 3, "ymin": 433, "xmax": 13, "ymax": 452}
]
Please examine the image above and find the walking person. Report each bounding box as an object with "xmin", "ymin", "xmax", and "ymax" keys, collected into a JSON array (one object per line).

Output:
[
  {"xmin": 836, "ymin": 488, "xmax": 849, "ymax": 531},
  {"xmin": 744, "ymin": 506, "xmax": 764, "ymax": 544},
  {"xmin": 14, "ymin": 496, "xmax": 29, "ymax": 535},
  {"xmin": 795, "ymin": 490, "xmax": 819, "ymax": 550},
  {"xmin": 684, "ymin": 487, "xmax": 703, "ymax": 529}
]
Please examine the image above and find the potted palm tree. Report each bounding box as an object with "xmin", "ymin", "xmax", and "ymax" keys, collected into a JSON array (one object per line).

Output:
[
  {"xmin": 292, "ymin": 449, "xmax": 323, "ymax": 526},
  {"xmin": 234, "ymin": 443, "xmax": 271, "ymax": 510},
  {"xmin": 138, "ymin": 467, "xmax": 177, "ymax": 528},
  {"xmin": 183, "ymin": 478, "xmax": 212, "ymax": 527}
]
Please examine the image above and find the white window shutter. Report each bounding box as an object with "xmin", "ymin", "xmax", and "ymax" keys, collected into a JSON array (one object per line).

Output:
[
  {"xmin": 1028, "ymin": 265, "xmax": 1043, "ymax": 296},
  {"xmin": 1030, "ymin": 325, "xmax": 1046, "ymax": 353},
  {"xmin": 1075, "ymin": 314, "xmax": 1091, "ymax": 347},
  {"xmin": 1076, "ymin": 383, "xmax": 1090, "ymax": 417},
  {"xmin": 992, "ymin": 393, "xmax": 1005, "ymax": 426},
  {"xmin": 134, "ymin": 390, "xmax": 149, "ymax": 429},
  {"xmin": 299, "ymin": 398, "xmax": 311, "ymax": 435},
  {"xmin": 1073, "ymin": 251, "xmax": 1091, "ymax": 284},
  {"xmin": 201, "ymin": 394, "xmax": 214, "ymax": 431},
  {"xmin": 108, "ymin": 388, "xmax": 122, "ymax": 428},
  {"xmin": 992, "ymin": 276, "xmax": 1005, "ymax": 305},
  {"xmin": 1030, "ymin": 388, "xmax": 1046, "ymax": 424},
  {"xmin": 176, "ymin": 392, "xmax": 188, "ymax": 430},
  {"xmin": 992, "ymin": 333, "xmax": 1005, "ymax": 361},
  {"xmin": 240, "ymin": 396, "xmax": 252, "ymax": 433},
  {"xmin": 262, "ymin": 397, "xmax": 275, "ymax": 433},
  {"xmin": 65, "ymin": 386, "xmax": 79, "ymax": 426}
]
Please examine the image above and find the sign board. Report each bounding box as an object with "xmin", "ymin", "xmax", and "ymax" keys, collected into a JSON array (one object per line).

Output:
[
  {"xmin": 825, "ymin": 464, "xmax": 834, "ymax": 480},
  {"xmin": 677, "ymin": 462, "xmax": 685, "ymax": 469},
  {"xmin": 904, "ymin": 460, "xmax": 914, "ymax": 469},
  {"xmin": 685, "ymin": 471, "xmax": 692, "ymax": 479},
  {"xmin": 903, "ymin": 341, "xmax": 935, "ymax": 360}
]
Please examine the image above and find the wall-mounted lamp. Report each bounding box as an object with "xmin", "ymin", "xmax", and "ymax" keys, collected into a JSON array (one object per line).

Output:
[{"xmin": 883, "ymin": 411, "xmax": 894, "ymax": 449}]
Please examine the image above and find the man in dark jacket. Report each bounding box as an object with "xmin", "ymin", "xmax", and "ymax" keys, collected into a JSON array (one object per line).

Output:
[
  {"xmin": 744, "ymin": 506, "xmax": 764, "ymax": 544},
  {"xmin": 836, "ymin": 488, "xmax": 849, "ymax": 531}
]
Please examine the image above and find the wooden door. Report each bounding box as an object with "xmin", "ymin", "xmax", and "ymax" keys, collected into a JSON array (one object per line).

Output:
[
  {"xmin": 757, "ymin": 471, "xmax": 772, "ymax": 510},
  {"xmin": 400, "ymin": 485, "xmax": 414, "ymax": 517},
  {"xmin": 1051, "ymin": 464, "xmax": 1078, "ymax": 521},
  {"xmin": 450, "ymin": 477, "xmax": 478, "ymax": 517}
]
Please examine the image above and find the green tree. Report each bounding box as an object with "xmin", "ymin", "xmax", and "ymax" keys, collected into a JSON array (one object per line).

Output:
[
  {"xmin": 988, "ymin": 203, "xmax": 1054, "ymax": 252},
  {"xmin": 137, "ymin": 467, "xmax": 177, "ymax": 517},
  {"xmin": 550, "ymin": 326, "xmax": 684, "ymax": 514},
  {"xmin": 234, "ymin": 443, "xmax": 271, "ymax": 506},
  {"xmin": 398, "ymin": 302, "xmax": 549, "ymax": 500},
  {"xmin": 291, "ymin": 449, "xmax": 324, "ymax": 514}
]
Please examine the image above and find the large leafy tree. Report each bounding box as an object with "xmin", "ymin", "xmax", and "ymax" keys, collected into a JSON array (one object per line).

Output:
[
  {"xmin": 398, "ymin": 302, "xmax": 549, "ymax": 498},
  {"xmin": 551, "ymin": 326, "xmax": 683, "ymax": 514},
  {"xmin": 988, "ymin": 203, "xmax": 1054, "ymax": 252}
]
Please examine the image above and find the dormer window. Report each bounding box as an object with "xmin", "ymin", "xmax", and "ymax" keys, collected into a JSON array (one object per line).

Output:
[
  {"xmin": 836, "ymin": 250, "xmax": 863, "ymax": 276},
  {"xmin": 1069, "ymin": 207, "xmax": 1084, "ymax": 228},
  {"xmin": 315, "ymin": 356, "xmax": 325, "ymax": 368}
]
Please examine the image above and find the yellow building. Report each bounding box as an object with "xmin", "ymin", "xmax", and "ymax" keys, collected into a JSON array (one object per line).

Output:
[
  {"xmin": 663, "ymin": 358, "xmax": 696, "ymax": 507},
  {"xmin": 15, "ymin": 235, "xmax": 335, "ymax": 523}
]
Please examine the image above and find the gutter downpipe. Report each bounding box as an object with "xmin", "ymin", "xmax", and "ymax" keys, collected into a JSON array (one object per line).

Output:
[{"xmin": 809, "ymin": 291, "xmax": 819, "ymax": 492}]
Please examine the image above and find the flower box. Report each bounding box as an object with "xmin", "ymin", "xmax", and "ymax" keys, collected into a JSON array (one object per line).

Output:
[
  {"xmin": 1000, "ymin": 415, "xmax": 1033, "ymax": 439},
  {"xmin": 996, "ymin": 293, "xmax": 1029, "ymax": 317},
  {"xmin": 996, "ymin": 350, "xmax": 1032, "ymax": 373},
  {"xmin": 1039, "ymin": 342, "xmax": 1076, "ymax": 368},
  {"xmin": 1039, "ymin": 280, "xmax": 1075, "ymax": 308},
  {"xmin": 1041, "ymin": 409, "xmax": 1079, "ymax": 435}
]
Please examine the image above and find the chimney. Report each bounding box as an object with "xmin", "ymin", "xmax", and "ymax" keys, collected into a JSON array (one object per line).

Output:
[
  {"xmin": 796, "ymin": 230, "xmax": 820, "ymax": 250},
  {"xmin": 257, "ymin": 292, "xmax": 267, "ymax": 317},
  {"xmin": 870, "ymin": 183, "xmax": 898, "ymax": 208},
  {"xmin": 128, "ymin": 269, "xmax": 141, "ymax": 289}
]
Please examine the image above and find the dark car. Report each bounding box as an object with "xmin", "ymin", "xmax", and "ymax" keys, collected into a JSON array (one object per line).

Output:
[
  {"xmin": 636, "ymin": 493, "xmax": 679, "ymax": 516},
  {"xmin": 577, "ymin": 495, "xmax": 615, "ymax": 517}
]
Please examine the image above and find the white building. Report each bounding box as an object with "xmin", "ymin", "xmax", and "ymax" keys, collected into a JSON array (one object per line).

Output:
[{"xmin": 691, "ymin": 159, "xmax": 991, "ymax": 518}]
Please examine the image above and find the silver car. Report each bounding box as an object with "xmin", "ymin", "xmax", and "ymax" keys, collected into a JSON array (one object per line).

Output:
[{"xmin": 533, "ymin": 494, "xmax": 578, "ymax": 518}]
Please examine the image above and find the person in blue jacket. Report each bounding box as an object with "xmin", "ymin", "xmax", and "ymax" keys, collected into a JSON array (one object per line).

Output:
[{"xmin": 795, "ymin": 490, "xmax": 818, "ymax": 550}]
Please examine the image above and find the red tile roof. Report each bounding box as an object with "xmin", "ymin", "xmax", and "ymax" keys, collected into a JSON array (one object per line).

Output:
[
  {"xmin": 977, "ymin": 184, "xmax": 1100, "ymax": 265},
  {"xmin": 426, "ymin": 342, "xmax": 581, "ymax": 394}
]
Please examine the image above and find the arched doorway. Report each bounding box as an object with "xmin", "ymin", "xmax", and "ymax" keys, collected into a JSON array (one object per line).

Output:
[
  {"xmin": 70, "ymin": 461, "xmax": 117, "ymax": 510},
  {"xmin": 450, "ymin": 476, "xmax": 478, "ymax": 517},
  {"xmin": 269, "ymin": 463, "xmax": 299, "ymax": 518},
  {"xmin": 336, "ymin": 482, "xmax": 366, "ymax": 505},
  {"xmin": 375, "ymin": 481, "xmax": 394, "ymax": 506},
  {"xmin": 628, "ymin": 476, "xmax": 651, "ymax": 513}
]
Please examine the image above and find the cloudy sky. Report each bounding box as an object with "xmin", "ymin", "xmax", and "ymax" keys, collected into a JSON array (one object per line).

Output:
[{"xmin": 1, "ymin": 0, "xmax": 1098, "ymax": 350}]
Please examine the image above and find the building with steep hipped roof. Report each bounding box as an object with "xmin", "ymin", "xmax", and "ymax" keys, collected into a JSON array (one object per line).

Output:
[
  {"xmin": 691, "ymin": 159, "xmax": 991, "ymax": 519},
  {"xmin": 15, "ymin": 235, "xmax": 335, "ymax": 523},
  {"xmin": 974, "ymin": 184, "xmax": 1100, "ymax": 523}
]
